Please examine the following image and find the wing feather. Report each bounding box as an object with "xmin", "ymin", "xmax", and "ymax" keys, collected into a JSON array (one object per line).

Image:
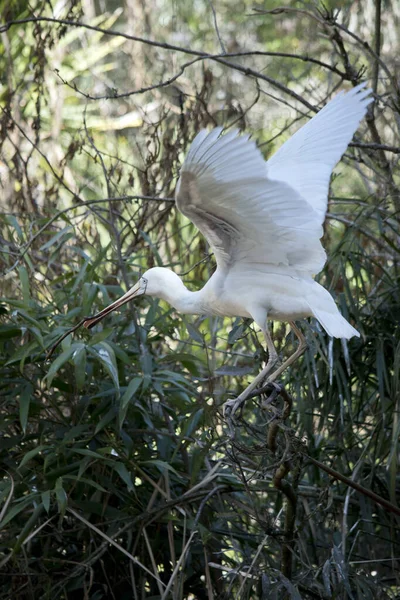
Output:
[
  {"xmin": 267, "ymin": 82, "xmax": 373, "ymax": 220},
  {"xmin": 176, "ymin": 132, "xmax": 325, "ymax": 272},
  {"xmin": 175, "ymin": 84, "xmax": 371, "ymax": 275}
]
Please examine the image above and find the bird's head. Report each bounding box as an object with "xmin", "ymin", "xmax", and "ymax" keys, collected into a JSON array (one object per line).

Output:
[{"xmin": 83, "ymin": 267, "xmax": 184, "ymax": 329}]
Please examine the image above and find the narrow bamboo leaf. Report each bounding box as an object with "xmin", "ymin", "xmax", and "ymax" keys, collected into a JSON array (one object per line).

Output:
[
  {"xmin": 19, "ymin": 445, "xmax": 47, "ymax": 468},
  {"xmin": 277, "ymin": 573, "xmax": 302, "ymax": 600},
  {"xmin": 88, "ymin": 328, "xmax": 114, "ymax": 346},
  {"xmin": 0, "ymin": 326, "xmax": 22, "ymax": 340},
  {"xmin": 113, "ymin": 462, "xmax": 133, "ymax": 491},
  {"xmin": 82, "ymin": 282, "xmax": 99, "ymax": 315},
  {"xmin": 322, "ymin": 559, "xmax": 332, "ymax": 596},
  {"xmin": 39, "ymin": 226, "xmax": 74, "ymax": 251},
  {"xmin": 261, "ymin": 574, "xmax": 271, "ymax": 599},
  {"xmin": 73, "ymin": 344, "xmax": 86, "ymax": 390},
  {"xmin": 42, "ymin": 490, "xmax": 51, "ymax": 514},
  {"xmin": 71, "ymin": 259, "xmax": 89, "ymax": 293},
  {"xmin": 332, "ymin": 545, "xmax": 354, "ymax": 599},
  {"xmin": 73, "ymin": 448, "xmax": 105, "ymax": 460},
  {"xmin": 140, "ymin": 346, "xmax": 153, "ymax": 391},
  {"xmin": 63, "ymin": 475, "xmax": 107, "ymax": 492},
  {"xmin": 228, "ymin": 322, "xmax": 245, "ymax": 344},
  {"xmin": 13, "ymin": 503, "xmax": 44, "ymax": 552},
  {"xmin": 6, "ymin": 215, "xmax": 24, "ymax": 241},
  {"xmin": 28, "ymin": 326, "xmax": 45, "ymax": 349},
  {"xmin": 120, "ymin": 377, "xmax": 142, "ymax": 411},
  {"xmin": 18, "ymin": 266, "xmax": 30, "ymax": 304},
  {"xmin": 55, "ymin": 477, "xmax": 67, "ymax": 517},
  {"xmin": 182, "ymin": 408, "xmax": 204, "ymax": 438},
  {"xmin": 19, "ymin": 383, "xmax": 33, "ymax": 435},
  {"xmin": 109, "ymin": 342, "xmax": 134, "ymax": 366},
  {"xmin": 46, "ymin": 345, "xmax": 77, "ymax": 387},
  {"xmin": 90, "ymin": 342, "xmax": 120, "ymax": 392},
  {"xmin": 185, "ymin": 322, "xmax": 203, "ymax": 344},
  {"xmin": 15, "ymin": 309, "xmax": 41, "ymax": 328},
  {"xmin": 141, "ymin": 460, "xmax": 180, "ymax": 477},
  {"xmin": 0, "ymin": 496, "xmax": 34, "ymax": 528},
  {"xmin": 94, "ymin": 407, "xmax": 116, "ymax": 434},
  {"xmin": 215, "ymin": 364, "xmax": 253, "ymax": 376}
]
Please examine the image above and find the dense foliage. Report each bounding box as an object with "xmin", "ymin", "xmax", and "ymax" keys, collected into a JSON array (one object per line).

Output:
[{"xmin": 0, "ymin": 0, "xmax": 399, "ymax": 598}]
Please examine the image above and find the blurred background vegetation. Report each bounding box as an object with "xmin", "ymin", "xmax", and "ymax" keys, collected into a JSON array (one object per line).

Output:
[{"xmin": 0, "ymin": 0, "xmax": 399, "ymax": 598}]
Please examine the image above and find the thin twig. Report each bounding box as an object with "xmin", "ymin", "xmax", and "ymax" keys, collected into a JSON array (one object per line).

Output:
[
  {"xmin": 208, "ymin": 0, "xmax": 226, "ymax": 53},
  {"xmin": 67, "ymin": 507, "xmax": 167, "ymax": 588},
  {"xmin": 372, "ymin": 0, "xmax": 382, "ymax": 95},
  {"xmin": 0, "ymin": 17, "xmax": 342, "ymax": 110},
  {"xmin": 305, "ymin": 455, "xmax": 400, "ymax": 517}
]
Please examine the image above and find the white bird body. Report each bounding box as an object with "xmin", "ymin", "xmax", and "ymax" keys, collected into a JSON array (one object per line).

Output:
[
  {"xmin": 138, "ymin": 265, "xmax": 355, "ymax": 339},
  {"xmin": 83, "ymin": 83, "xmax": 373, "ymax": 349}
]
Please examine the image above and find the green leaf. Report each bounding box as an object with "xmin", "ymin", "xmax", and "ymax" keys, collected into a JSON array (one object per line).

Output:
[
  {"xmin": 19, "ymin": 383, "xmax": 33, "ymax": 434},
  {"xmin": 88, "ymin": 328, "xmax": 114, "ymax": 346},
  {"xmin": 39, "ymin": 226, "xmax": 74, "ymax": 251},
  {"xmin": 13, "ymin": 504, "xmax": 44, "ymax": 552},
  {"xmin": 42, "ymin": 490, "xmax": 51, "ymax": 514},
  {"xmin": 277, "ymin": 573, "xmax": 302, "ymax": 600},
  {"xmin": 332, "ymin": 545, "xmax": 354, "ymax": 600},
  {"xmin": 63, "ymin": 475, "xmax": 107, "ymax": 492},
  {"xmin": 55, "ymin": 477, "xmax": 68, "ymax": 517},
  {"xmin": 185, "ymin": 321, "xmax": 203, "ymax": 344},
  {"xmin": 113, "ymin": 462, "xmax": 133, "ymax": 491},
  {"xmin": 120, "ymin": 377, "xmax": 142, "ymax": 411},
  {"xmin": 71, "ymin": 259, "xmax": 90, "ymax": 293},
  {"xmin": 0, "ymin": 325, "xmax": 22, "ymax": 340},
  {"xmin": 6, "ymin": 214, "xmax": 24, "ymax": 241},
  {"xmin": 228, "ymin": 321, "xmax": 245, "ymax": 344},
  {"xmin": 28, "ymin": 326, "xmax": 45, "ymax": 349},
  {"xmin": 141, "ymin": 459, "xmax": 180, "ymax": 478},
  {"xmin": 181, "ymin": 408, "xmax": 204, "ymax": 438},
  {"xmin": 0, "ymin": 496, "xmax": 35, "ymax": 528},
  {"xmin": 214, "ymin": 364, "xmax": 253, "ymax": 377},
  {"xmin": 89, "ymin": 341, "xmax": 120, "ymax": 392},
  {"xmin": 322, "ymin": 559, "xmax": 332, "ymax": 596},
  {"xmin": 118, "ymin": 377, "xmax": 142, "ymax": 426},
  {"xmin": 140, "ymin": 346, "xmax": 153, "ymax": 391},
  {"xmin": 18, "ymin": 266, "xmax": 30, "ymax": 304},
  {"xmin": 73, "ymin": 448, "xmax": 105, "ymax": 460},
  {"xmin": 19, "ymin": 445, "xmax": 47, "ymax": 469},
  {"xmin": 46, "ymin": 345, "xmax": 77, "ymax": 387},
  {"xmin": 94, "ymin": 407, "xmax": 116, "ymax": 434},
  {"xmin": 73, "ymin": 344, "xmax": 86, "ymax": 390}
]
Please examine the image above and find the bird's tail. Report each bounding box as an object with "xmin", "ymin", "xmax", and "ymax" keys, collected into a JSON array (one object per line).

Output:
[{"xmin": 312, "ymin": 308, "xmax": 360, "ymax": 339}]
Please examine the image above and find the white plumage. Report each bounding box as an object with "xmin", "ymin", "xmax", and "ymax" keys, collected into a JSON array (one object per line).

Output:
[
  {"xmin": 83, "ymin": 83, "xmax": 372, "ymax": 410},
  {"xmin": 173, "ymin": 82, "xmax": 372, "ymax": 338}
]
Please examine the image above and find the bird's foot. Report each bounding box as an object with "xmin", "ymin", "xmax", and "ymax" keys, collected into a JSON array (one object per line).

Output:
[
  {"xmin": 223, "ymin": 381, "xmax": 283, "ymax": 431},
  {"xmin": 222, "ymin": 397, "xmax": 245, "ymax": 437},
  {"xmin": 223, "ymin": 397, "xmax": 244, "ymax": 420},
  {"xmin": 259, "ymin": 381, "xmax": 282, "ymax": 407}
]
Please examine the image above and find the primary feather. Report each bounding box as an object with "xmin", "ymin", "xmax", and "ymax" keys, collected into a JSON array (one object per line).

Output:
[{"xmin": 267, "ymin": 82, "xmax": 373, "ymax": 220}]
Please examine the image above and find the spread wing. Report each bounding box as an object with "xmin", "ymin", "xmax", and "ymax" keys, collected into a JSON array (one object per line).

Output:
[
  {"xmin": 175, "ymin": 84, "xmax": 371, "ymax": 275},
  {"xmin": 175, "ymin": 128, "xmax": 326, "ymax": 274},
  {"xmin": 266, "ymin": 82, "xmax": 373, "ymax": 221}
]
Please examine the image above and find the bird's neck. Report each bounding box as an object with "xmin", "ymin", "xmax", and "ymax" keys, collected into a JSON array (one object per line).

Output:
[{"xmin": 159, "ymin": 282, "xmax": 206, "ymax": 315}]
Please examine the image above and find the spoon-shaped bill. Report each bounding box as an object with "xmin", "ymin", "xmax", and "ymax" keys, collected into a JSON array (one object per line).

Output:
[{"xmin": 83, "ymin": 281, "xmax": 143, "ymax": 329}]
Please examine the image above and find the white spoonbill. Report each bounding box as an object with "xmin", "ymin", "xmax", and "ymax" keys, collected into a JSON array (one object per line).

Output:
[{"xmin": 82, "ymin": 83, "xmax": 372, "ymax": 414}]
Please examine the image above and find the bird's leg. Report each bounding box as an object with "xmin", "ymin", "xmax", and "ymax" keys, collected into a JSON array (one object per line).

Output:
[
  {"xmin": 264, "ymin": 322, "xmax": 307, "ymax": 385},
  {"xmin": 223, "ymin": 326, "xmax": 279, "ymax": 418},
  {"xmin": 223, "ymin": 322, "xmax": 307, "ymax": 420}
]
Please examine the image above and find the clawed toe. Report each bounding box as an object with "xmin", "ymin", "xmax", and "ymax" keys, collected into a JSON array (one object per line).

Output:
[{"xmin": 223, "ymin": 397, "xmax": 243, "ymax": 419}]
